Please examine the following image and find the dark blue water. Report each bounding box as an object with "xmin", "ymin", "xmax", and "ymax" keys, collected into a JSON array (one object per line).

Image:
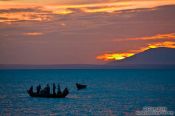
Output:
[{"xmin": 0, "ymin": 69, "xmax": 175, "ymax": 116}]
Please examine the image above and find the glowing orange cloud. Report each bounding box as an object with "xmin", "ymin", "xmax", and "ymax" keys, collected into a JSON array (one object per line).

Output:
[
  {"xmin": 128, "ymin": 33, "xmax": 175, "ymax": 41},
  {"xmin": 44, "ymin": 0, "xmax": 175, "ymax": 14},
  {"xmin": 96, "ymin": 41, "xmax": 175, "ymax": 61},
  {"xmin": 0, "ymin": 11, "xmax": 50, "ymax": 23},
  {"xmin": 96, "ymin": 53, "xmax": 134, "ymax": 61},
  {"xmin": 114, "ymin": 33, "xmax": 175, "ymax": 42},
  {"xmin": 23, "ymin": 32, "xmax": 43, "ymax": 36},
  {"xmin": 148, "ymin": 41, "xmax": 175, "ymax": 49},
  {"xmin": 98, "ymin": 33, "xmax": 175, "ymax": 61},
  {"xmin": 1, "ymin": 0, "xmax": 175, "ymax": 22}
]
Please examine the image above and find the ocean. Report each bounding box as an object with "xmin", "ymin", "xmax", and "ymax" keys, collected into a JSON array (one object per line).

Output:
[{"xmin": 0, "ymin": 69, "xmax": 175, "ymax": 116}]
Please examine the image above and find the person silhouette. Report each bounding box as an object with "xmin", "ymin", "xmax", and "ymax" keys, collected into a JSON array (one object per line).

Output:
[
  {"xmin": 57, "ymin": 84, "xmax": 61, "ymax": 95},
  {"xmin": 63, "ymin": 87, "xmax": 69, "ymax": 94},
  {"xmin": 46, "ymin": 84, "xmax": 50, "ymax": 95},
  {"xmin": 53, "ymin": 83, "xmax": 56, "ymax": 95},
  {"xmin": 36, "ymin": 84, "xmax": 41, "ymax": 94},
  {"xmin": 29, "ymin": 86, "xmax": 33, "ymax": 94}
]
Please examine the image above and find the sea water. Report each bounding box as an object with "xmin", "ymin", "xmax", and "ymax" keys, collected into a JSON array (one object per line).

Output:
[{"xmin": 0, "ymin": 69, "xmax": 175, "ymax": 116}]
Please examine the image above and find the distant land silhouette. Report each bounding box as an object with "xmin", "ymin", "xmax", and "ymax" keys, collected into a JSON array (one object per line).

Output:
[
  {"xmin": 109, "ymin": 47, "xmax": 175, "ymax": 65},
  {"xmin": 1, "ymin": 47, "xmax": 175, "ymax": 69}
]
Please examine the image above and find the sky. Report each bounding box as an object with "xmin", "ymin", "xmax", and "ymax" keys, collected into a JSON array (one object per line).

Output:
[{"xmin": 0, "ymin": 0, "xmax": 175, "ymax": 64}]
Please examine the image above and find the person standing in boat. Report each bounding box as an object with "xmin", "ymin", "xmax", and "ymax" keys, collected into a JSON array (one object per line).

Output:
[
  {"xmin": 46, "ymin": 84, "xmax": 50, "ymax": 95},
  {"xmin": 36, "ymin": 84, "xmax": 41, "ymax": 94},
  {"xmin": 28, "ymin": 86, "xmax": 33, "ymax": 93},
  {"xmin": 53, "ymin": 83, "xmax": 56, "ymax": 95},
  {"xmin": 57, "ymin": 84, "xmax": 61, "ymax": 95}
]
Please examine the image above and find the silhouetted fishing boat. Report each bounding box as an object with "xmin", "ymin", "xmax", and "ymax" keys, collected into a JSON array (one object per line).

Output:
[
  {"xmin": 76, "ymin": 83, "xmax": 87, "ymax": 90},
  {"xmin": 27, "ymin": 88, "xmax": 69, "ymax": 98}
]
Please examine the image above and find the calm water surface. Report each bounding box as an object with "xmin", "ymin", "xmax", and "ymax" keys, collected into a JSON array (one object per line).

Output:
[{"xmin": 0, "ymin": 69, "xmax": 175, "ymax": 116}]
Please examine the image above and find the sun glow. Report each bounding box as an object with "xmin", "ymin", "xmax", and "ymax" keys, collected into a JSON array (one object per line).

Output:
[
  {"xmin": 96, "ymin": 41, "xmax": 175, "ymax": 61},
  {"xmin": 96, "ymin": 53, "xmax": 134, "ymax": 61}
]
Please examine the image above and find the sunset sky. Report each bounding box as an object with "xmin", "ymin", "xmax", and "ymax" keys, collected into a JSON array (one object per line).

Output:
[{"xmin": 0, "ymin": 0, "xmax": 175, "ymax": 64}]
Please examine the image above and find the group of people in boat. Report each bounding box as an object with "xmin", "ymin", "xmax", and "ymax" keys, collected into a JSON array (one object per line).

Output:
[
  {"xmin": 27, "ymin": 83, "xmax": 87, "ymax": 98},
  {"xmin": 28, "ymin": 83, "xmax": 64, "ymax": 96}
]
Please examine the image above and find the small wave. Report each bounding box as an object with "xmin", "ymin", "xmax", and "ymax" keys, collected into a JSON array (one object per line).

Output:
[{"xmin": 67, "ymin": 95, "xmax": 80, "ymax": 99}]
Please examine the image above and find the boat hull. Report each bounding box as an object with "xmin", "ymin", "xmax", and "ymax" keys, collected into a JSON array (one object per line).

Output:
[
  {"xmin": 27, "ymin": 89, "xmax": 69, "ymax": 98},
  {"xmin": 76, "ymin": 83, "xmax": 87, "ymax": 90}
]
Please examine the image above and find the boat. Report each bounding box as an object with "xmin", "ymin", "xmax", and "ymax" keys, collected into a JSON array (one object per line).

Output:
[
  {"xmin": 27, "ymin": 88, "xmax": 69, "ymax": 98},
  {"xmin": 76, "ymin": 83, "xmax": 87, "ymax": 90}
]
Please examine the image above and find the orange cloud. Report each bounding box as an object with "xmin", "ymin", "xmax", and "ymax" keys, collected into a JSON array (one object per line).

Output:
[
  {"xmin": 23, "ymin": 32, "xmax": 43, "ymax": 36},
  {"xmin": 96, "ymin": 53, "xmax": 134, "ymax": 61},
  {"xmin": 44, "ymin": 0, "xmax": 175, "ymax": 14},
  {"xmin": 148, "ymin": 41, "xmax": 175, "ymax": 48},
  {"xmin": 1, "ymin": 0, "xmax": 175, "ymax": 23},
  {"xmin": 96, "ymin": 41, "xmax": 175, "ymax": 61},
  {"xmin": 128, "ymin": 33, "xmax": 175, "ymax": 41},
  {"xmin": 114, "ymin": 33, "xmax": 175, "ymax": 42},
  {"xmin": 98, "ymin": 32, "xmax": 175, "ymax": 61},
  {"xmin": 1, "ymin": 0, "xmax": 175, "ymax": 18},
  {"xmin": 0, "ymin": 11, "xmax": 50, "ymax": 23}
]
